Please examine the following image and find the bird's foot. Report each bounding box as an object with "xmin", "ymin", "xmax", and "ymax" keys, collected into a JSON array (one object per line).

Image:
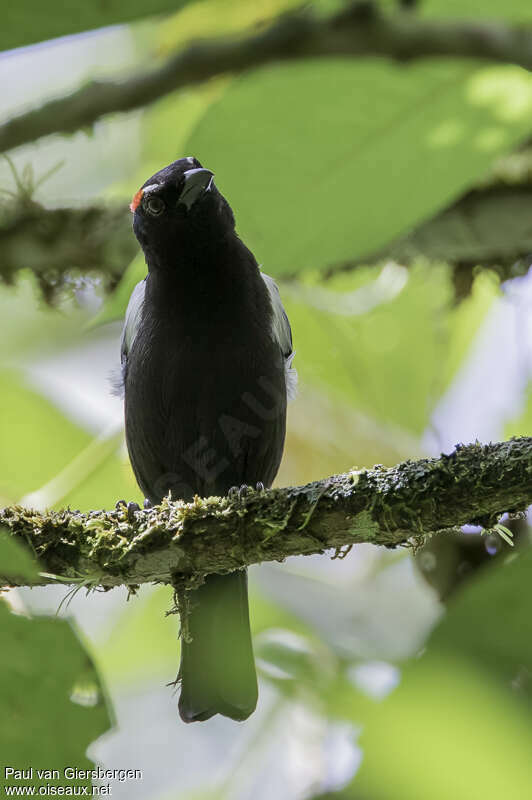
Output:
[
  {"xmin": 115, "ymin": 499, "xmax": 142, "ymax": 522},
  {"xmin": 127, "ymin": 501, "xmax": 141, "ymax": 522},
  {"xmin": 228, "ymin": 482, "xmax": 266, "ymax": 503}
]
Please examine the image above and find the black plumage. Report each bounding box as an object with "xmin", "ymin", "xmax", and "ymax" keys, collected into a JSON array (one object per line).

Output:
[{"xmin": 120, "ymin": 157, "xmax": 295, "ymax": 722}]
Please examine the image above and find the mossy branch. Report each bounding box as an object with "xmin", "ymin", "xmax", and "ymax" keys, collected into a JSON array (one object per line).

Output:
[
  {"xmin": 2, "ymin": 3, "xmax": 532, "ymax": 153},
  {"xmin": 0, "ymin": 200, "xmax": 137, "ymax": 301},
  {"xmin": 1, "ymin": 437, "xmax": 531, "ymax": 589},
  {"xmin": 3, "ymin": 184, "xmax": 532, "ymax": 303}
]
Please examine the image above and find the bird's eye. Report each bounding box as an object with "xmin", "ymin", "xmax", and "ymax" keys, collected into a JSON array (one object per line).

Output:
[{"xmin": 144, "ymin": 195, "xmax": 165, "ymax": 216}]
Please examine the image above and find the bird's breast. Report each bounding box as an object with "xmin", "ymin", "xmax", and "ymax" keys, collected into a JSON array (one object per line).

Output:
[{"xmin": 124, "ymin": 303, "xmax": 286, "ymax": 502}]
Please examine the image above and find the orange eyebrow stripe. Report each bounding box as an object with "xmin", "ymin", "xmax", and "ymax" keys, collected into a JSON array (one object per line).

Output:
[{"xmin": 130, "ymin": 188, "xmax": 143, "ymax": 212}]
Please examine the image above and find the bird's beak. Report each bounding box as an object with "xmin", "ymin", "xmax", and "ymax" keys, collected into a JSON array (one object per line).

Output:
[{"xmin": 179, "ymin": 168, "xmax": 214, "ymax": 210}]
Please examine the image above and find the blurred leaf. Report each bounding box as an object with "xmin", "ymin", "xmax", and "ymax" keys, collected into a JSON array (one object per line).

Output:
[
  {"xmin": 0, "ymin": 275, "xmax": 87, "ymax": 363},
  {"xmin": 0, "ymin": 366, "xmax": 88, "ymax": 501},
  {"xmin": 283, "ymin": 262, "xmax": 452, "ymax": 434},
  {"xmin": 250, "ymin": 577, "xmax": 325, "ymax": 639},
  {"xmin": 281, "ymin": 262, "xmax": 501, "ymax": 435},
  {"xmin": 0, "ymin": 367, "xmax": 139, "ymax": 509},
  {"xmin": 277, "ymin": 384, "xmax": 423, "ymax": 488},
  {"xmin": 364, "ymin": 186, "xmax": 532, "ymax": 273},
  {"xmin": 62, "ymin": 450, "xmax": 141, "ymax": 512},
  {"xmin": 0, "ymin": 600, "xmax": 111, "ymax": 792},
  {"xmin": 440, "ymin": 270, "xmax": 499, "ymax": 387},
  {"xmin": 505, "ymin": 381, "xmax": 532, "ymax": 437},
  {"xmin": 421, "ymin": 0, "xmax": 532, "ymax": 21},
  {"xmin": 91, "ymin": 577, "xmax": 320, "ymax": 687},
  {"xmin": 430, "ymin": 547, "xmax": 532, "ymax": 688},
  {"xmin": 352, "ymin": 548, "xmax": 532, "ymax": 799},
  {"xmin": 106, "ymin": 0, "xmax": 304, "ymax": 203},
  {"xmin": 159, "ymin": 0, "xmax": 302, "ymax": 54},
  {"xmin": 253, "ymin": 627, "xmax": 369, "ymax": 716},
  {"xmin": 20, "ymin": 425, "xmax": 123, "ymax": 510},
  {"xmin": 2, "ymin": 0, "xmax": 191, "ymax": 51},
  {"xmin": 255, "ymin": 628, "xmax": 335, "ymax": 685},
  {"xmin": 354, "ymin": 656, "xmax": 532, "ymax": 800},
  {"xmin": 90, "ymin": 254, "xmax": 146, "ymax": 328},
  {"xmin": 92, "ymin": 585, "xmax": 179, "ymax": 686},
  {"xmin": 105, "ymin": 83, "xmax": 229, "ymax": 204},
  {"xmin": 255, "ymin": 557, "xmax": 440, "ymax": 665},
  {"xmin": 187, "ymin": 61, "xmax": 532, "ymax": 275},
  {"xmin": 0, "ymin": 528, "xmax": 40, "ymax": 582}
]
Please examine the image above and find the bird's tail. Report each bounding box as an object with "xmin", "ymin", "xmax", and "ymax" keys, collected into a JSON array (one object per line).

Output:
[{"xmin": 178, "ymin": 570, "xmax": 258, "ymax": 722}]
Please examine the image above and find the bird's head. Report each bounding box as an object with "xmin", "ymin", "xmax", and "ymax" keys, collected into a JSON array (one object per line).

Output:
[{"xmin": 130, "ymin": 157, "xmax": 235, "ymax": 263}]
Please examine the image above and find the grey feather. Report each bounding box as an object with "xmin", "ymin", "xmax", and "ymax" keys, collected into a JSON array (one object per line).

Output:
[
  {"xmin": 111, "ymin": 279, "xmax": 145, "ymax": 397},
  {"xmin": 260, "ymin": 272, "xmax": 297, "ymax": 401}
]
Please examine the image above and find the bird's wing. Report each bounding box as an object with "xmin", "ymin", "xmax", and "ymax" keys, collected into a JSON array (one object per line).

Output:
[
  {"xmin": 260, "ymin": 271, "xmax": 297, "ymax": 400},
  {"xmin": 111, "ymin": 279, "xmax": 146, "ymax": 396}
]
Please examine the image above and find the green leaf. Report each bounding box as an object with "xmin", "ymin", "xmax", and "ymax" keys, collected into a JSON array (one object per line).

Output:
[
  {"xmin": 0, "ymin": 367, "xmax": 88, "ymax": 502},
  {"xmin": 0, "ymin": 600, "xmax": 111, "ymax": 792},
  {"xmin": 440, "ymin": 270, "xmax": 499, "ymax": 388},
  {"xmin": 421, "ymin": 0, "xmax": 532, "ymax": 21},
  {"xmin": 492, "ymin": 524, "xmax": 514, "ymax": 547},
  {"xmin": 364, "ymin": 186, "xmax": 532, "ymax": 272},
  {"xmin": 2, "ymin": 0, "xmax": 191, "ymax": 52},
  {"xmin": 0, "ymin": 528, "xmax": 40, "ymax": 582},
  {"xmin": 92, "ymin": 585, "xmax": 179, "ymax": 686},
  {"xmin": 350, "ymin": 548, "xmax": 532, "ymax": 798},
  {"xmin": 157, "ymin": 0, "xmax": 303, "ymax": 53},
  {"xmin": 431, "ymin": 547, "xmax": 532, "ymax": 683},
  {"xmin": 354, "ymin": 656, "xmax": 532, "ymax": 800},
  {"xmin": 0, "ymin": 367, "xmax": 140, "ymax": 509},
  {"xmin": 0, "ymin": 276, "xmax": 87, "ymax": 364},
  {"xmin": 186, "ymin": 61, "xmax": 532, "ymax": 275},
  {"xmin": 104, "ymin": 0, "xmax": 304, "ymax": 204},
  {"xmin": 282, "ymin": 262, "xmax": 452, "ymax": 434},
  {"xmin": 255, "ymin": 628, "xmax": 335, "ymax": 684}
]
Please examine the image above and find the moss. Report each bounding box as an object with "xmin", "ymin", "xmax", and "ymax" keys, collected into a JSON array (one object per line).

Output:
[
  {"xmin": 0, "ymin": 437, "xmax": 530, "ymax": 588},
  {"xmin": 349, "ymin": 510, "xmax": 379, "ymax": 542}
]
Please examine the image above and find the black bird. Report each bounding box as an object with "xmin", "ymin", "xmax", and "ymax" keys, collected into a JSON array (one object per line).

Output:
[{"xmin": 118, "ymin": 157, "xmax": 296, "ymax": 722}]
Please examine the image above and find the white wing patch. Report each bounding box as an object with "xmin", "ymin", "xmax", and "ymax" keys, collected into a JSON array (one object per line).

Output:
[
  {"xmin": 260, "ymin": 272, "xmax": 297, "ymax": 401},
  {"xmin": 111, "ymin": 279, "xmax": 146, "ymax": 397}
]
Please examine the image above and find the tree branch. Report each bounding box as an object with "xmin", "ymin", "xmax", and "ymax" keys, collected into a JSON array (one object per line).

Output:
[
  {"xmin": 3, "ymin": 181, "xmax": 532, "ymax": 302},
  {"xmin": 322, "ymin": 183, "xmax": 532, "ymax": 297},
  {"xmin": 1, "ymin": 437, "xmax": 530, "ymax": 588},
  {"xmin": 0, "ymin": 200, "xmax": 137, "ymax": 301},
  {"xmin": 2, "ymin": 3, "xmax": 532, "ymax": 153}
]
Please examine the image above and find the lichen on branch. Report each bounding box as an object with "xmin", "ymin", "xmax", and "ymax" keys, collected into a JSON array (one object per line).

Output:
[{"xmin": 1, "ymin": 437, "xmax": 530, "ymax": 589}]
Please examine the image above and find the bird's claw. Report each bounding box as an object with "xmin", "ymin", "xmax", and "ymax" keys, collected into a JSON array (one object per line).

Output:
[
  {"xmin": 228, "ymin": 483, "xmax": 266, "ymax": 503},
  {"xmin": 227, "ymin": 485, "xmax": 246, "ymax": 502},
  {"xmin": 116, "ymin": 499, "xmax": 154, "ymax": 520},
  {"xmin": 127, "ymin": 501, "xmax": 140, "ymax": 522}
]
